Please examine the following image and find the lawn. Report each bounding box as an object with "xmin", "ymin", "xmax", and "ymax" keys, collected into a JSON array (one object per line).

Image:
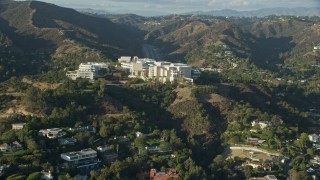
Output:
[{"xmin": 146, "ymin": 139, "xmax": 161, "ymax": 146}]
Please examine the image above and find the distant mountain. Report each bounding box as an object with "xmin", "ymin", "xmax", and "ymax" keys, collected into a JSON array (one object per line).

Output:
[
  {"xmin": 141, "ymin": 15, "xmax": 320, "ymax": 69},
  {"xmin": 188, "ymin": 7, "xmax": 320, "ymax": 17}
]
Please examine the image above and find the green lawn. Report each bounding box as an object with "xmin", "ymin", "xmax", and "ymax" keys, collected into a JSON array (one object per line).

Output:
[{"xmin": 146, "ymin": 139, "xmax": 161, "ymax": 146}]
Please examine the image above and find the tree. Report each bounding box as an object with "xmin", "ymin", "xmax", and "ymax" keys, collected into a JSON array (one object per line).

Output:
[
  {"xmin": 99, "ymin": 125, "xmax": 108, "ymax": 138},
  {"xmin": 134, "ymin": 135, "xmax": 146, "ymax": 149},
  {"xmin": 243, "ymin": 166, "xmax": 253, "ymax": 178},
  {"xmin": 294, "ymin": 133, "xmax": 309, "ymax": 150},
  {"xmin": 27, "ymin": 172, "xmax": 41, "ymax": 180},
  {"xmin": 159, "ymin": 142, "xmax": 171, "ymax": 152}
]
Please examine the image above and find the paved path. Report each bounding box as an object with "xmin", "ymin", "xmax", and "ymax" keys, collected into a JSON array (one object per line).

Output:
[{"xmin": 230, "ymin": 146, "xmax": 281, "ymax": 156}]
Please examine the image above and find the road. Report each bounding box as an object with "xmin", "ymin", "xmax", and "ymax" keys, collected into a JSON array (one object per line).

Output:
[{"xmin": 142, "ymin": 44, "xmax": 162, "ymax": 61}]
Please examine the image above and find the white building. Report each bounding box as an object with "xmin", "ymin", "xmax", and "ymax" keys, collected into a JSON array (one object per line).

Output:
[
  {"xmin": 61, "ymin": 148, "xmax": 97, "ymax": 163},
  {"xmin": 58, "ymin": 138, "xmax": 77, "ymax": 146},
  {"xmin": 148, "ymin": 62, "xmax": 192, "ymax": 83},
  {"xmin": 118, "ymin": 56, "xmax": 132, "ymax": 63},
  {"xmin": 12, "ymin": 123, "xmax": 26, "ymax": 130},
  {"xmin": 39, "ymin": 128, "xmax": 66, "ymax": 139},
  {"xmin": 66, "ymin": 62, "xmax": 109, "ymax": 80},
  {"xmin": 60, "ymin": 148, "xmax": 98, "ymax": 169},
  {"xmin": 251, "ymin": 121, "xmax": 272, "ymax": 129},
  {"xmin": 119, "ymin": 56, "xmax": 198, "ymax": 83},
  {"xmin": 97, "ymin": 145, "xmax": 111, "ymax": 152},
  {"xmin": 309, "ymin": 134, "xmax": 320, "ymax": 143}
]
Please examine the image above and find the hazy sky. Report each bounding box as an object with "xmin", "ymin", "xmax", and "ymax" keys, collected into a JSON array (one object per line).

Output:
[{"xmin": 38, "ymin": 0, "xmax": 320, "ymax": 15}]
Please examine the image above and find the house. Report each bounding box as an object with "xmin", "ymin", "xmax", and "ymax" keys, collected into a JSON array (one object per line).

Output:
[
  {"xmin": 314, "ymin": 45, "xmax": 320, "ymax": 50},
  {"xmin": 97, "ymin": 145, "xmax": 110, "ymax": 152},
  {"xmin": 41, "ymin": 170, "xmax": 53, "ymax": 180},
  {"xmin": 247, "ymin": 138, "xmax": 266, "ymax": 144},
  {"xmin": 309, "ymin": 134, "xmax": 320, "ymax": 143},
  {"xmin": 69, "ymin": 126, "xmax": 96, "ymax": 133},
  {"xmin": 113, "ymin": 136, "xmax": 129, "ymax": 143},
  {"xmin": 12, "ymin": 141, "xmax": 23, "ymax": 150},
  {"xmin": 249, "ymin": 175, "xmax": 278, "ymax": 180},
  {"xmin": 12, "ymin": 123, "xmax": 26, "ymax": 130},
  {"xmin": 136, "ymin": 131, "xmax": 143, "ymax": 137},
  {"xmin": 310, "ymin": 156, "xmax": 320, "ymax": 165},
  {"xmin": 39, "ymin": 128, "xmax": 65, "ymax": 139},
  {"xmin": 313, "ymin": 144, "xmax": 320, "ymax": 150},
  {"xmin": 243, "ymin": 160, "xmax": 272, "ymax": 171},
  {"xmin": 0, "ymin": 164, "xmax": 9, "ymax": 175},
  {"xmin": 0, "ymin": 141, "xmax": 23, "ymax": 152},
  {"xmin": 150, "ymin": 168, "xmax": 179, "ymax": 180},
  {"xmin": 60, "ymin": 148, "xmax": 98, "ymax": 169},
  {"xmin": 145, "ymin": 146, "xmax": 161, "ymax": 153},
  {"xmin": 0, "ymin": 143, "xmax": 10, "ymax": 152},
  {"xmin": 251, "ymin": 121, "xmax": 272, "ymax": 129},
  {"xmin": 58, "ymin": 138, "xmax": 77, "ymax": 146}
]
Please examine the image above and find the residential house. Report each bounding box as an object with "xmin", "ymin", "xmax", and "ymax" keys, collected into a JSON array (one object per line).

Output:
[
  {"xmin": 12, "ymin": 141, "xmax": 23, "ymax": 150},
  {"xmin": 310, "ymin": 156, "xmax": 320, "ymax": 165},
  {"xmin": 145, "ymin": 146, "xmax": 161, "ymax": 153},
  {"xmin": 58, "ymin": 138, "xmax": 77, "ymax": 146},
  {"xmin": 60, "ymin": 148, "xmax": 98, "ymax": 169},
  {"xmin": 150, "ymin": 168, "xmax": 180, "ymax": 180},
  {"xmin": 69, "ymin": 126, "xmax": 96, "ymax": 133},
  {"xmin": 243, "ymin": 160, "xmax": 272, "ymax": 171},
  {"xmin": 136, "ymin": 131, "xmax": 143, "ymax": 137},
  {"xmin": 39, "ymin": 128, "xmax": 66, "ymax": 139},
  {"xmin": 0, "ymin": 141, "xmax": 23, "ymax": 152},
  {"xmin": 113, "ymin": 136, "xmax": 129, "ymax": 143},
  {"xmin": 247, "ymin": 138, "xmax": 266, "ymax": 145},
  {"xmin": 251, "ymin": 121, "xmax": 272, "ymax": 129},
  {"xmin": 309, "ymin": 134, "xmax": 320, "ymax": 143},
  {"xmin": 249, "ymin": 175, "xmax": 278, "ymax": 180},
  {"xmin": 97, "ymin": 145, "xmax": 110, "ymax": 152},
  {"xmin": 11, "ymin": 123, "xmax": 26, "ymax": 130},
  {"xmin": 41, "ymin": 170, "xmax": 53, "ymax": 180},
  {"xmin": 0, "ymin": 143, "xmax": 10, "ymax": 152},
  {"xmin": 0, "ymin": 164, "xmax": 9, "ymax": 175}
]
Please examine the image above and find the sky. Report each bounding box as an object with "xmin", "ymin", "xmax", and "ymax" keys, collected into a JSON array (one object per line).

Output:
[{"xmin": 37, "ymin": 0, "xmax": 320, "ymax": 15}]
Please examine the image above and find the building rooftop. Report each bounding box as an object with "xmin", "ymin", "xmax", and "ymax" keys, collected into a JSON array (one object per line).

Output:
[{"xmin": 62, "ymin": 148, "xmax": 96, "ymax": 158}]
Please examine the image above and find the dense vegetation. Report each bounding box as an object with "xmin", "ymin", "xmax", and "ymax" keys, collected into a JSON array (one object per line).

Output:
[{"xmin": 0, "ymin": 1, "xmax": 320, "ymax": 179}]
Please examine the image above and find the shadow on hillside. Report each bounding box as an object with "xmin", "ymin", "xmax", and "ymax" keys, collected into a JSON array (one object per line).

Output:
[
  {"xmin": 249, "ymin": 36, "xmax": 295, "ymax": 70},
  {"xmin": 144, "ymin": 36, "xmax": 184, "ymax": 62},
  {"xmin": 223, "ymin": 30, "xmax": 296, "ymax": 71},
  {"xmin": 215, "ymin": 83, "xmax": 309, "ymax": 125},
  {"xmin": 30, "ymin": 1, "xmax": 142, "ymax": 58},
  {"xmin": 0, "ymin": 18, "xmax": 55, "ymax": 52}
]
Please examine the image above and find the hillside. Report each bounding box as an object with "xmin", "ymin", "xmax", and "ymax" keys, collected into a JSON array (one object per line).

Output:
[
  {"xmin": 0, "ymin": 1, "xmax": 141, "ymax": 81},
  {"xmin": 140, "ymin": 15, "xmax": 320, "ymax": 70}
]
